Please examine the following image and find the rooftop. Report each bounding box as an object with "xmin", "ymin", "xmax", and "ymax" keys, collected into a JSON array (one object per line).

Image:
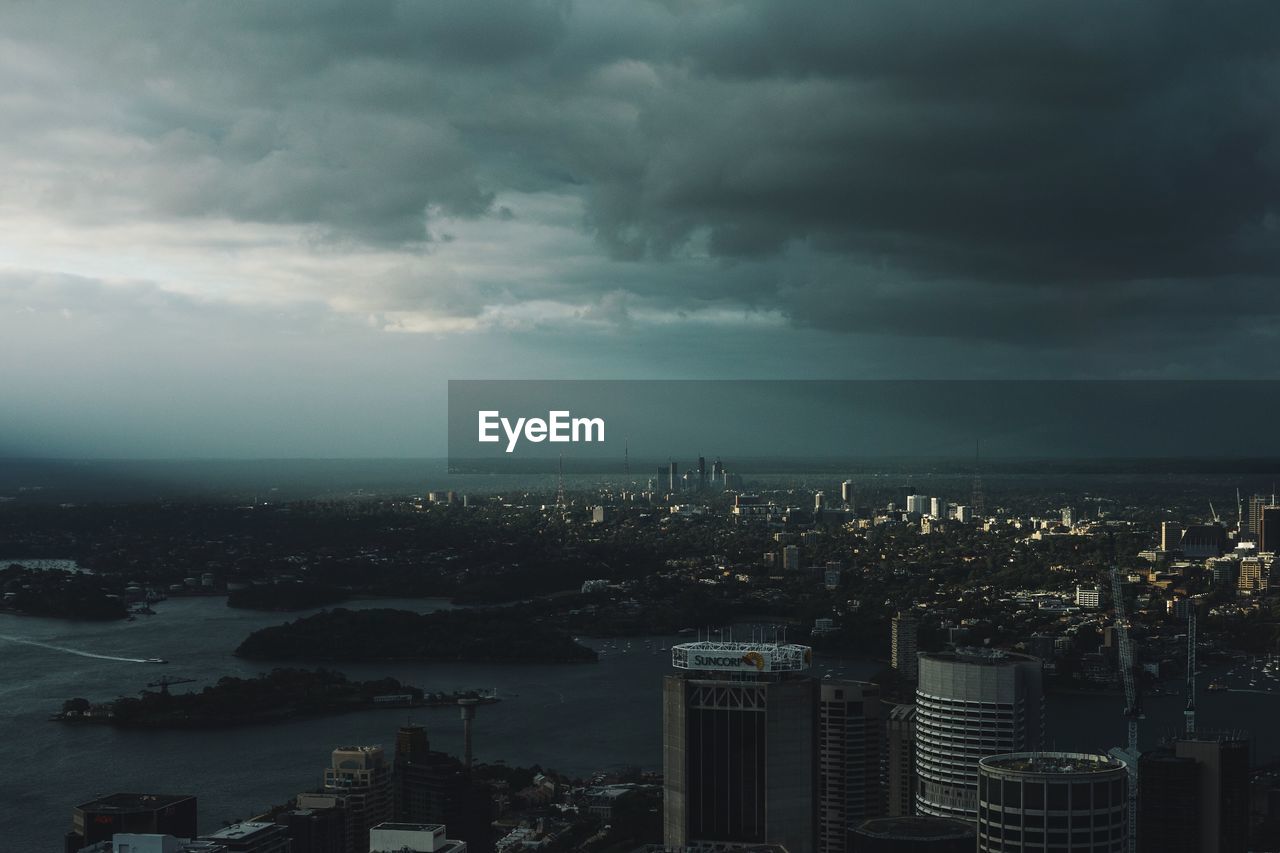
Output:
[
  {"xmin": 980, "ymin": 752, "xmax": 1125, "ymax": 775},
  {"xmin": 77, "ymin": 793, "xmax": 195, "ymax": 812},
  {"xmin": 855, "ymin": 816, "xmax": 977, "ymax": 840}
]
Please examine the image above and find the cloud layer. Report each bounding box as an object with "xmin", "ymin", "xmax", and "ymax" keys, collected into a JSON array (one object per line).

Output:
[{"xmin": 4, "ymin": 0, "xmax": 1280, "ymax": 454}]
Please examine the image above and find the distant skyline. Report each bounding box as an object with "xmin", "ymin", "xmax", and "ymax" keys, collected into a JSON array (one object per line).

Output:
[{"xmin": 4, "ymin": 2, "xmax": 1280, "ymax": 458}]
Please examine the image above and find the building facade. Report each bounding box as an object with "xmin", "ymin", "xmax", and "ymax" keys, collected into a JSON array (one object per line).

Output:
[
  {"xmin": 914, "ymin": 649, "xmax": 1045, "ymax": 820},
  {"xmin": 890, "ymin": 613, "xmax": 918, "ymax": 682},
  {"xmin": 817, "ymin": 681, "xmax": 883, "ymax": 853},
  {"xmin": 663, "ymin": 641, "xmax": 817, "ymax": 853},
  {"xmin": 976, "ymin": 753, "xmax": 1127, "ymax": 853}
]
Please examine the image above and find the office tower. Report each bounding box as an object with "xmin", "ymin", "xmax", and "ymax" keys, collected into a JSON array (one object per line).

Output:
[
  {"xmin": 1136, "ymin": 750, "xmax": 1199, "ymax": 853},
  {"xmin": 200, "ymin": 822, "xmax": 291, "ymax": 853},
  {"xmin": 850, "ymin": 817, "xmax": 975, "ymax": 852},
  {"xmin": 1180, "ymin": 523, "xmax": 1228, "ymax": 558},
  {"xmin": 841, "ymin": 480, "xmax": 855, "ymax": 507},
  {"xmin": 370, "ymin": 822, "xmax": 468, "ymax": 853},
  {"xmin": 783, "ymin": 544, "xmax": 802, "ymax": 571},
  {"xmin": 954, "ymin": 505, "xmax": 971, "ymax": 524},
  {"xmin": 905, "ymin": 495, "xmax": 927, "ymax": 515},
  {"xmin": 818, "ymin": 681, "xmax": 884, "ymax": 853},
  {"xmin": 712, "ymin": 457, "xmax": 725, "ymax": 485},
  {"xmin": 929, "ymin": 497, "xmax": 941, "ymax": 520},
  {"xmin": 299, "ymin": 745, "xmax": 394, "ymax": 853},
  {"xmin": 914, "ymin": 649, "xmax": 1045, "ymax": 820},
  {"xmin": 1262, "ymin": 506, "xmax": 1280, "ymax": 553},
  {"xmin": 1245, "ymin": 493, "xmax": 1267, "ymax": 539},
  {"xmin": 1166, "ymin": 734, "xmax": 1250, "ymax": 853},
  {"xmin": 663, "ymin": 641, "xmax": 817, "ymax": 853},
  {"xmin": 668, "ymin": 462, "xmax": 679, "ymax": 492},
  {"xmin": 815, "ymin": 491, "xmax": 826, "ymax": 511},
  {"xmin": 394, "ymin": 724, "xmax": 493, "ymax": 853},
  {"xmin": 1160, "ymin": 521, "xmax": 1183, "ymax": 552},
  {"xmin": 1075, "ymin": 585, "xmax": 1101, "ymax": 608},
  {"xmin": 1239, "ymin": 557, "xmax": 1266, "ymax": 592},
  {"xmin": 890, "ymin": 613, "xmax": 918, "ymax": 681},
  {"xmin": 67, "ymin": 794, "xmax": 198, "ymax": 851},
  {"xmin": 656, "ymin": 466, "xmax": 666, "ymax": 492},
  {"xmin": 279, "ymin": 806, "xmax": 346, "ymax": 853},
  {"xmin": 698, "ymin": 456, "xmax": 707, "ymax": 490},
  {"xmin": 886, "ymin": 705, "xmax": 917, "ymax": 817},
  {"xmin": 975, "ymin": 753, "xmax": 1127, "ymax": 852}
]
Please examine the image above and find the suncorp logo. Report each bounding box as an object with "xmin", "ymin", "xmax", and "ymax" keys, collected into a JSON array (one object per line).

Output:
[{"xmin": 478, "ymin": 410, "xmax": 605, "ymax": 453}]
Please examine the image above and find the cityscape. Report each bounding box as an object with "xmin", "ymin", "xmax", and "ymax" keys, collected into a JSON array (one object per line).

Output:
[
  {"xmin": 5, "ymin": 1, "xmax": 1280, "ymax": 852},
  {"xmin": 3, "ymin": 460, "xmax": 1280, "ymax": 852}
]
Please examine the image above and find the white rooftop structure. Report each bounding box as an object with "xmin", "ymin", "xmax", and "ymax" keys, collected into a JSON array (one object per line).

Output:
[{"xmin": 671, "ymin": 641, "xmax": 811, "ymax": 673}]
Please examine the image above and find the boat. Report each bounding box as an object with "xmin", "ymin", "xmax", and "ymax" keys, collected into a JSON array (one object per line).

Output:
[
  {"xmin": 1207, "ymin": 680, "xmax": 1228, "ymax": 692},
  {"xmin": 143, "ymin": 658, "xmax": 168, "ymax": 664}
]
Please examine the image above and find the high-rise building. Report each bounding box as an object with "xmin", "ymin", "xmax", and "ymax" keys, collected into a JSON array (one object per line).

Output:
[
  {"xmin": 906, "ymin": 495, "xmax": 927, "ymax": 515},
  {"xmin": 1137, "ymin": 749, "xmax": 1200, "ymax": 853},
  {"xmin": 1261, "ymin": 506, "xmax": 1280, "ymax": 554},
  {"xmin": 818, "ymin": 681, "xmax": 884, "ymax": 853},
  {"xmin": 841, "ymin": 480, "xmax": 855, "ymax": 507},
  {"xmin": 954, "ymin": 505, "xmax": 971, "ymax": 524},
  {"xmin": 886, "ymin": 705, "xmax": 917, "ymax": 818},
  {"xmin": 298, "ymin": 745, "xmax": 394, "ymax": 853},
  {"xmin": 815, "ymin": 491, "xmax": 826, "ymax": 511},
  {"xmin": 67, "ymin": 794, "xmax": 198, "ymax": 851},
  {"xmin": 849, "ymin": 817, "xmax": 975, "ymax": 852},
  {"xmin": 393, "ymin": 724, "xmax": 493, "ymax": 853},
  {"xmin": 783, "ymin": 544, "xmax": 802, "ymax": 571},
  {"xmin": 697, "ymin": 456, "xmax": 707, "ymax": 490},
  {"xmin": 668, "ymin": 462, "xmax": 679, "ymax": 493},
  {"xmin": 1075, "ymin": 586, "xmax": 1101, "ymax": 609},
  {"xmin": 890, "ymin": 613, "xmax": 919, "ymax": 682},
  {"xmin": 975, "ymin": 752, "xmax": 1127, "ymax": 853},
  {"xmin": 1170, "ymin": 735, "xmax": 1250, "ymax": 853},
  {"xmin": 663, "ymin": 641, "xmax": 817, "ymax": 853},
  {"xmin": 200, "ymin": 822, "xmax": 290, "ymax": 853},
  {"xmin": 1239, "ymin": 557, "xmax": 1266, "ymax": 593},
  {"xmin": 914, "ymin": 649, "xmax": 1045, "ymax": 820},
  {"xmin": 929, "ymin": 497, "xmax": 942, "ymax": 520},
  {"xmin": 1160, "ymin": 521, "xmax": 1183, "ymax": 552}
]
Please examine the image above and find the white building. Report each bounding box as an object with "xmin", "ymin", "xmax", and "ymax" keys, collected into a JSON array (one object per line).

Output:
[
  {"xmin": 1075, "ymin": 585, "xmax": 1101, "ymax": 609},
  {"xmin": 370, "ymin": 823, "xmax": 468, "ymax": 853}
]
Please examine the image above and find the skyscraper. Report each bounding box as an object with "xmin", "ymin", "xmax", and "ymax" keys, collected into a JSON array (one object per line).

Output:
[
  {"xmin": 841, "ymin": 480, "xmax": 855, "ymax": 507},
  {"xmin": 1261, "ymin": 506, "xmax": 1280, "ymax": 554},
  {"xmin": 394, "ymin": 724, "xmax": 493, "ymax": 853},
  {"xmin": 1174, "ymin": 734, "xmax": 1250, "ymax": 853},
  {"xmin": 914, "ymin": 649, "xmax": 1045, "ymax": 820},
  {"xmin": 698, "ymin": 456, "xmax": 706, "ymax": 490},
  {"xmin": 886, "ymin": 705, "xmax": 917, "ymax": 818},
  {"xmin": 67, "ymin": 794, "xmax": 198, "ymax": 851},
  {"xmin": 663, "ymin": 641, "xmax": 817, "ymax": 853},
  {"xmin": 890, "ymin": 613, "xmax": 919, "ymax": 682},
  {"xmin": 975, "ymin": 752, "xmax": 1127, "ymax": 853},
  {"xmin": 298, "ymin": 746, "xmax": 394, "ymax": 853},
  {"xmin": 1137, "ymin": 750, "xmax": 1199, "ymax": 853},
  {"xmin": 669, "ymin": 461, "xmax": 679, "ymax": 493},
  {"xmin": 818, "ymin": 681, "xmax": 884, "ymax": 853}
]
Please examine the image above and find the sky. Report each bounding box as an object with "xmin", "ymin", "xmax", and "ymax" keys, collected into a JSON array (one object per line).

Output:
[{"xmin": 3, "ymin": 1, "xmax": 1280, "ymax": 457}]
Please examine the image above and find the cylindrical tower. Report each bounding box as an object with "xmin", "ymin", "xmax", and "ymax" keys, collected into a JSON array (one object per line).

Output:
[
  {"xmin": 976, "ymin": 752, "xmax": 1128, "ymax": 853},
  {"xmin": 914, "ymin": 648, "xmax": 1045, "ymax": 820}
]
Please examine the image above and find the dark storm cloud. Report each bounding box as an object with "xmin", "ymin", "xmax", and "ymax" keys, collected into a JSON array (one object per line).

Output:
[{"xmin": 6, "ymin": 0, "xmax": 1280, "ymax": 356}]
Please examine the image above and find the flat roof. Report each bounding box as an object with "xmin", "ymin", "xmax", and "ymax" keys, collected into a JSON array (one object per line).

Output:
[
  {"xmin": 373, "ymin": 822, "xmax": 445, "ymax": 831},
  {"xmin": 855, "ymin": 817, "xmax": 976, "ymax": 840},
  {"xmin": 77, "ymin": 793, "xmax": 195, "ymax": 812},
  {"xmin": 981, "ymin": 752, "xmax": 1125, "ymax": 774}
]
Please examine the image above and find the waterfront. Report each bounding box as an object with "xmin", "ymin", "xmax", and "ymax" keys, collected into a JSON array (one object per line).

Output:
[{"xmin": 1, "ymin": 597, "xmax": 1277, "ymax": 850}]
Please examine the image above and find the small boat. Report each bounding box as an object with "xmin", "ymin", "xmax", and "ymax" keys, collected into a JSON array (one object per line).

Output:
[{"xmin": 143, "ymin": 658, "xmax": 168, "ymax": 664}]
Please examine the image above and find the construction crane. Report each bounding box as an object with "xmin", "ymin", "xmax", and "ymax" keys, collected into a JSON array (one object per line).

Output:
[
  {"xmin": 1108, "ymin": 563, "xmax": 1141, "ymax": 853},
  {"xmin": 1209, "ymin": 500, "xmax": 1220, "ymax": 524},
  {"xmin": 144, "ymin": 676, "xmax": 195, "ymax": 695},
  {"xmin": 1185, "ymin": 607, "xmax": 1197, "ymax": 737}
]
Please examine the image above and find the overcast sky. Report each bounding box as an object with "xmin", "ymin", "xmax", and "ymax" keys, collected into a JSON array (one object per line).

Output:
[{"xmin": 3, "ymin": 1, "xmax": 1280, "ymax": 457}]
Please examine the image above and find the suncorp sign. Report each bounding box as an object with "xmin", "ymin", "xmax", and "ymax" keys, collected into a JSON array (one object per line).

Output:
[{"xmin": 672, "ymin": 642, "xmax": 811, "ymax": 674}]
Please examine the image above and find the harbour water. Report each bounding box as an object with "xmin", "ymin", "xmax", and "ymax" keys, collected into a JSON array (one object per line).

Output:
[{"xmin": 1, "ymin": 598, "xmax": 1277, "ymax": 851}]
